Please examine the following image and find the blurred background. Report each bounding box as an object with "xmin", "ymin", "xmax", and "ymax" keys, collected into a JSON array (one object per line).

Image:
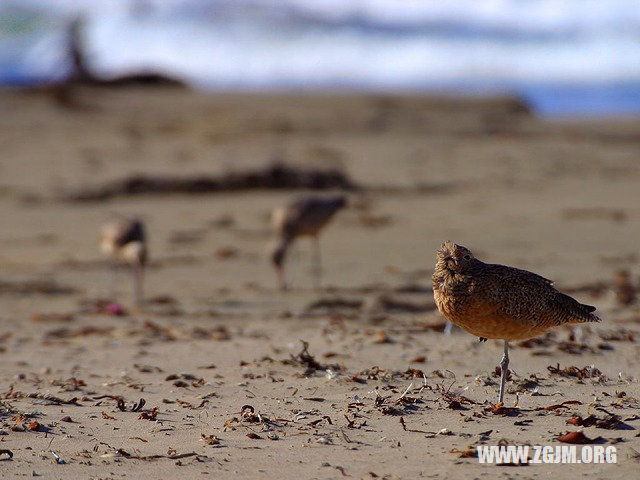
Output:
[
  {"xmin": 1, "ymin": 0, "xmax": 640, "ymax": 299},
  {"xmin": 2, "ymin": 0, "xmax": 640, "ymax": 116}
]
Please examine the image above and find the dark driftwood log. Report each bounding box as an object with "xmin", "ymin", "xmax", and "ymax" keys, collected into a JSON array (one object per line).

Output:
[{"xmin": 61, "ymin": 163, "xmax": 360, "ymax": 202}]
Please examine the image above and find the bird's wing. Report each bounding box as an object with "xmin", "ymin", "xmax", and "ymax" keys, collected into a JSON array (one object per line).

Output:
[
  {"xmin": 477, "ymin": 264, "xmax": 558, "ymax": 317},
  {"xmin": 486, "ymin": 263, "xmax": 554, "ymax": 286},
  {"xmin": 483, "ymin": 264, "xmax": 600, "ymax": 324},
  {"xmin": 112, "ymin": 219, "xmax": 145, "ymax": 246},
  {"xmin": 506, "ymin": 265, "xmax": 554, "ymax": 286},
  {"xmin": 300, "ymin": 197, "xmax": 344, "ymax": 227}
]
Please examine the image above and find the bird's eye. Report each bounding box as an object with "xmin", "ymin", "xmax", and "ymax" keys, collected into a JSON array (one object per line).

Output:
[{"xmin": 463, "ymin": 254, "xmax": 471, "ymax": 260}]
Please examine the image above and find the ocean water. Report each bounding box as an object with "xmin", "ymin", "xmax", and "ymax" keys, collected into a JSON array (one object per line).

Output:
[{"xmin": 1, "ymin": 0, "xmax": 640, "ymax": 116}]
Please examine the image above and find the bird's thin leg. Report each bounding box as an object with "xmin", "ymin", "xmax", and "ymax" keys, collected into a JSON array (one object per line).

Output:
[
  {"xmin": 109, "ymin": 262, "xmax": 117, "ymax": 301},
  {"xmin": 277, "ymin": 265, "xmax": 288, "ymax": 291},
  {"xmin": 133, "ymin": 264, "xmax": 144, "ymax": 307},
  {"xmin": 288, "ymin": 242, "xmax": 300, "ymax": 288},
  {"xmin": 498, "ymin": 340, "xmax": 509, "ymax": 404},
  {"xmin": 312, "ymin": 236, "xmax": 322, "ymax": 290},
  {"xmin": 443, "ymin": 322, "xmax": 453, "ymax": 335}
]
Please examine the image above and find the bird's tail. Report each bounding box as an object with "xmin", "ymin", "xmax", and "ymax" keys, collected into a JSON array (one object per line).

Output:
[
  {"xmin": 576, "ymin": 306, "xmax": 602, "ymax": 324},
  {"xmin": 559, "ymin": 293, "xmax": 602, "ymax": 324}
]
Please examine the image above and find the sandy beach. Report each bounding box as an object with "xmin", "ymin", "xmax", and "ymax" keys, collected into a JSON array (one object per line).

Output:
[{"xmin": 0, "ymin": 86, "xmax": 639, "ymax": 479}]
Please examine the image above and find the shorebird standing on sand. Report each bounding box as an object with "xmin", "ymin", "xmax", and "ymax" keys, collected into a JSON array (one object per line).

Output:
[
  {"xmin": 432, "ymin": 241, "xmax": 601, "ymax": 404},
  {"xmin": 270, "ymin": 194, "xmax": 347, "ymax": 290},
  {"xmin": 100, "ymin": 215, "xmax": 147, "ymax": 306}
]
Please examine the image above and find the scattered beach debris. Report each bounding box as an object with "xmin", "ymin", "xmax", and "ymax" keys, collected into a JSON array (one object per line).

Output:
[
  {"xmin": 201, "ymin": 434, "xmax": 221, "ymax": 446},
  {"xmin": 538, "ymin": 400, "xmax": 581, "ymax": 412},
  {"xmin": 372, "ymin": 295, "xmax": 436, "ymax": 313},
  {"xmin": 485, "ymin": 402, "xmax": 520, "ymax": 417},
  {"xmin": 566, "ymin": 409, "xmax": 632, "ymax": 430},
  {"xmin": 304, "ymin": 297, "xmax": 363, "ymax": 314},
  {"xmin": 190, "ymin": 325, "xmax": 231, "ymax": 341},
  {"xmin": 43, "ymin": 326, "xmax": 114, "ymax": 340},
  {"xmin": 78, "ymin": 298, "xmax": 128, "ymax": 316},
  {"xmin": 214, "ymin": 247, "xmax": 240, "ymax": 260},
  {"xmin": 0, "ymin": 279, "xmax": 77, "ymax": 296},
  {"xmin": 547, "ymin": 364, "xmax": 608, "ymax": 382},
  {"xmin": 358, "ymin": 214, "xmax": 394, "ymax": 229},
  {"xmin": 0, "ymin": 449, "xmax": 13, "ymax": 459},
  {"xmin": 30, "ymin": 312, "xmax": 75, "ymax": 323},
  {"xmin": 562, "ymin": 207, "xmax": 627, "ymax": 223},
  {"xmin": 283, "ymin": 340, "xmax": 344, "ymax": 376},
  {"xmin": 556, "ymin": 431, "xmax": 606, "ymax": 444},
  {"xmin": 613, "ymin": 270, "xmax": 637, "ymax": 306}
]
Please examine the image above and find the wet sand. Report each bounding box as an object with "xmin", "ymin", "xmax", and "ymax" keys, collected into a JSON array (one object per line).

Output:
[{"xmin": 0, "ymin": 86, "xmax": 639, "ymax": 479}]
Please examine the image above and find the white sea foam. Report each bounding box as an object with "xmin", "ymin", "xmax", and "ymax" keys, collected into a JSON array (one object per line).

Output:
[{"xmin": 2, "ymin": 0, "xmax": 640, "ymax": 114}]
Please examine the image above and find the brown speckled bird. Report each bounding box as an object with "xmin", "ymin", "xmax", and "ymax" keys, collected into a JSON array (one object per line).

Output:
[
  {"xmin": 432, "ymin": 241, "xmax": 601, "ymax": 403},
  {"xmin": 100, "ymin": 215, "xmax": 147, "ymax": 306},
  {"xmin": 270, "ymin": 194, "xmax": 347, "ymax": 290}
]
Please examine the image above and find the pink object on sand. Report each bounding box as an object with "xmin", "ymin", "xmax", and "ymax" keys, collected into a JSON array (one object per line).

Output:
[{"xmin": 105, "ymin": 302, "xmax": 126, "ymax": 316}]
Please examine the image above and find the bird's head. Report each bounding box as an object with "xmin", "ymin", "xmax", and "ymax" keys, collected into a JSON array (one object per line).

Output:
[{"xmin": 435, "ymin": 241, "xmax": 478, "ymax": 275}]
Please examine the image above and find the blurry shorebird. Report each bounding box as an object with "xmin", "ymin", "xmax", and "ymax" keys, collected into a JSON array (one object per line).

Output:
[
  {"xmin": 100, "ymin": 215, "xmax": 147, "ymax": 306},
  {"xmin": 270, "ymin": 194, "xmax": 347, "ymax": 290},
  {"xmin": 432, "ymin": 241, "xmax": 601, "ymax": 403}
]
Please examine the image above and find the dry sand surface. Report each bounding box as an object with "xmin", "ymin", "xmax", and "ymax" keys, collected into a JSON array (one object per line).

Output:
[{"xmin": 1, "ymin": 86, "xmax": 640, "ymax": 479}]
